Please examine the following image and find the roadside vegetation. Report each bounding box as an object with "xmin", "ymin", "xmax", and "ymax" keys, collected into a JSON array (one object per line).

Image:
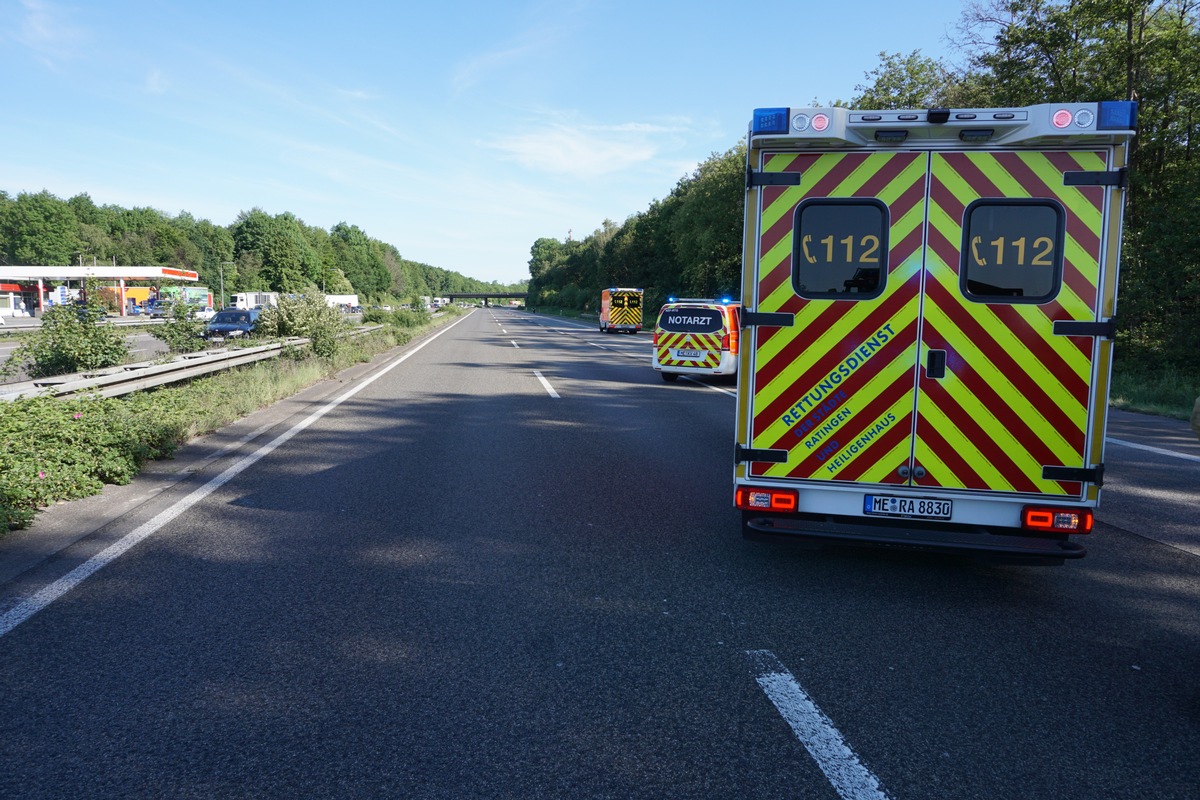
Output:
[
  {"xmin": 147, "ymin": 301, "xmax": 208, "ymax": 354},
  {"xmin": 0, "ymin": 282, "xmax": 128, "ymax": 380},
  {"xmin": 0, "ymin": 305, "xmax": 463, "ymax": 531}
]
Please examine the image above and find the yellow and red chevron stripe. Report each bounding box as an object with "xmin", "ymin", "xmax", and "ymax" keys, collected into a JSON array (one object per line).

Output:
[
  {"xmin": 656, "ymin": 331, "xmax": 722, "ymax": 368},
  {"xmin": 750, "ymin": 151, "xmax": 925, "ymax": 484},
  {"xmin": 913, "ymin": 150, "xmax": 1107, "ymax": 497},
  {"xmin": 609, "ymin": 304, "xmax": 641, "ymax": 328}
]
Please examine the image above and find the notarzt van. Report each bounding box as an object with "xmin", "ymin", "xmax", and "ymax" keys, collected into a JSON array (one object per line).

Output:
[
  {"xmin": 599, "ymin": 287, "xmax": 643, "ymax": 333},
  {"xmin": 653, "ymin": 299, "xmax": 741, "ymax": 381},
  {"xmin": 733, "ymin": 102, "xmax": 1138, "ymax": 564}
]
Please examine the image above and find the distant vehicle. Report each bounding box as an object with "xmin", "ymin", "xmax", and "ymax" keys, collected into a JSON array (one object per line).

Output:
[
  {"xmin": 653, "ymin": 299, "xmax": 741, "ymax": 382},
  {"xmin": 203, "ymin": 308, "xmax": 261, "ymax": 342},
  {"xmin": 159, "ymin": 285, "xmax": 214, "ymax": 309},
  {"xmin": 233, "ymin": 291, "xmax": 279, "ymax": 310},
  {"xmin": 599, "ymin": 287, "xmax": 643, "ymax": 333},
  {"xmin": 195, "ymin": 306, "xmax": 217, "ymax": 321},
  {"xmin": 324, "ymin": 293, "xmax": 358, "ymax": 309}
]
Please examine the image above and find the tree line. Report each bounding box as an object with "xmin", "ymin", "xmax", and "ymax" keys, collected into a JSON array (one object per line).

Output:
[
  {"xmin": 526, "ymin": 0, "xmax": 1199, "ymax": 373},
  {"xmin": 0, "ymin": 192, "xmax": 526, "ymax": 304}
]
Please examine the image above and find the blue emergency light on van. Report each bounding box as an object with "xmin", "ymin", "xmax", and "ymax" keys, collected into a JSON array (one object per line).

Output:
[
  {"xmin": 752, "ymin": 108, "xmax": 790, "ymax": 135},
  {"xmin": 1097, "ymin": 101, "xmax": 1138, "ymax": 131}
]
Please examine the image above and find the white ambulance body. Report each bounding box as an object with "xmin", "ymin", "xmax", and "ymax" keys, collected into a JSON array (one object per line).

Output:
[{"xmin": 733, "ymin": 102, "xmax": 1137, "ymax": 564}]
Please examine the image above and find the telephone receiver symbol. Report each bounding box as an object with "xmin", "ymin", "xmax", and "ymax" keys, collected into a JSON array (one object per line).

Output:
[{"xmin": 801, "ymin": 235, "xmax": 817, "ymax": 264}]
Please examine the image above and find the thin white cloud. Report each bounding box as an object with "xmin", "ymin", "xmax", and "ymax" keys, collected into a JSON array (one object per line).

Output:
[
  {"xmin": 15, "ymin": 0, "xmax": 87, "ymax": 67},
  {"xmin": 450, "ymin": 0, "xmax": 591, "ymax": 95},
  {"xmin": 336, "ymin": 87, "xmax": 377, "ymax": 101},
  {"xmin": 451, "ymin": 41, "xmax": 539, "ymax": 95},
  {"xmin": 145, "ymin": 69, "xmax": 169, "ymax": 94},
  {"xmin": 486, "ymin": 117, "xmax": 693, "ymax": 179}
]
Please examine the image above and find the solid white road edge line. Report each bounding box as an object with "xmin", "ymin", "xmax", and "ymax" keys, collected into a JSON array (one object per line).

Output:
[
  {"xmin": 1106, "ymin": 437, "xmax": 1200, "ymax": 463},
  {"xmin": 747, "ymin": 650, "xmax": 892, "ymax": 800},
  {"xmin": 533, "ymin": 370, "xmax": 560, "ymax": 398},
  {"xmin": 0, "ymin": 314, "xmax": 472, "ymax": 638}
]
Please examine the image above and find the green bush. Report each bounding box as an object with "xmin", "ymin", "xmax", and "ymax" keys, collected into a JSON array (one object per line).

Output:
[
  {"xmin": 362, "ymin": 306, "xmax": 432, "ymax": 328},
  {"xmin": 148, "ymin": 303, "xmax": 208, "ymax": 354},
  {"xmin": 0, "ymin": 394, "xmax": 181, "ymax": 530},
  {"xmin": 0, "ymin": 290, "xmax": 128, "ymax": 381},
  {"xmin": 257, "ymin": 295, "xmax": 348, "ymax": 357}
]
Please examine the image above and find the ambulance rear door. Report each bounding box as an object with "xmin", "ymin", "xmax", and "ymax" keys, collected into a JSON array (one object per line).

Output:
[
  {"xmin": 736, "ymin": 104, "xmax": 1135, "ymax": 513},
  {"xmin": 738, "ymin": 146, "xmax": 927, "ymax": 491}
]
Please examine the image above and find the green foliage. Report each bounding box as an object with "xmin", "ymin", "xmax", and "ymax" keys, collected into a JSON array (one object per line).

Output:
[
  {"xmin": 362, "ymin": 306, "xmax": 432, "ymax": 329},
  {"xmin": 0, "ymin": 281, "xmax": 128, "ymax": 380},
  {"xmin": 0, "ymin": 393, "xmax": 181, "ymax": 530},
  {"xmin": 149, "ymin": 303, "xmax": 209, "ymax": 353},
  {"xmin": 256, "ymin": 294, "xmax": 348, "ymax": 357},
  {"xmin": 526, "ymin": 144, "xmax": 746, "ymax": 311},
  {"xmin": 0, "ymin": 190, "xmax": 80, "ymax": 265},
  {"xmin": 852, "ymin": 51, "xmax": 962, "ymax": 109}
]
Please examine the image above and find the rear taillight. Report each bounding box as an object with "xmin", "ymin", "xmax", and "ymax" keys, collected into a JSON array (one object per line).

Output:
[
  {"xmin": 1022, "ymin": 506, "xmax": 1094, "ymax": 534},
  {"xmin": 729, "ymin": 325, "xmax": 739, "ymax": 355},
  {"xmin": 652, "ymin": 330, "xmax": 659, "ymax": 346},
  {"xmin": 735, "ymin": 486, "xmax": 798, "ymax": 512}
]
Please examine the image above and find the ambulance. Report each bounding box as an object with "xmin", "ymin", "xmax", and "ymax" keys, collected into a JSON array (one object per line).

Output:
[
  {"xmin": 653, "ymin": 298, "xmax": 741, "ymax": 381},
  {"xmin": 599, "ymin": 287, "xmax": 644, "ymax": 333},
  {"xmin": 733, "ymin": 102, "xmax": 1137, "ymax": 564}
]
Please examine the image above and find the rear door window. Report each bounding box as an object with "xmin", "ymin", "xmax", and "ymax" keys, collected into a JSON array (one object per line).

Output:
[
  {"xmin": 960, "ymin": 199, "xmax": 1065, "ymax": 303},
  {"xmin": 792, "ymin": 198, "xmax": 888, "ymax": 300},
  {"xmin": 658, "ymin": 307, "xmax": 722, "ymax": 333}
]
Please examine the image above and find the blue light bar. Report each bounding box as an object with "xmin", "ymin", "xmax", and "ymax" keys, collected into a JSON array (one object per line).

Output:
[
  {"xmin": 1097, "ymin": 101, "xmax": 1137, "ymax": 131},
  {"xmin": 752, "ymin": 108, "xmax": 790, "ymax": 135}
]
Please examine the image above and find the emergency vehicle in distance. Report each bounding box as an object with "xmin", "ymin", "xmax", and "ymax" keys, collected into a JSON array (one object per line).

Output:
[
  {"xmin": 599, "ymin": 287, "xmax": 643, "ymax": 333},
  {"xmin": 653, "ymin": 298, "xmax": 741, "ymax": 382},
  {"xmin": 733, "ymin": 101, "xmax": 1138, "ymax": 564}
]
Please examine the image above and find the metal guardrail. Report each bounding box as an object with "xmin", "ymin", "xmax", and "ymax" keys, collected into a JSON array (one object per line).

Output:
[
  {"xmin": 0, "ymin": 325, "xmax": 383, "ymax": 402},
  {"xmin": 0, "ymin": 340, "xmax": 306, "ymax": 402}
]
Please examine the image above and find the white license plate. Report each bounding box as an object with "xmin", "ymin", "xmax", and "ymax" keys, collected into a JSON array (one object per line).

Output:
[
  {"xmin": 675, "ymin": 348, "xmax": 703, "ymax": 359},
  {"xmin": 863, "ymin": 494, "xmax": 952, "ymax": 520}
]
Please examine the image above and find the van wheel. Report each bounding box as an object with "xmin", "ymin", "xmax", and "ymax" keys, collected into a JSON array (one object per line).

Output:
[{"xmin": 661, "ymin": 373, "xmax": 679, "ymax": 382}]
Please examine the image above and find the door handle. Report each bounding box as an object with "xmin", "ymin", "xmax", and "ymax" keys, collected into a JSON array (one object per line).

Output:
[{"xmin": 926, "ymin": 349, "xmax": 947, "ymax": 379}]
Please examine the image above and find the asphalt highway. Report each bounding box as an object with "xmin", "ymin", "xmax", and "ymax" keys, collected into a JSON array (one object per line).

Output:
[{"xmin": 0, "ymin": 308, "xmax": 1197, "ymax": 799}]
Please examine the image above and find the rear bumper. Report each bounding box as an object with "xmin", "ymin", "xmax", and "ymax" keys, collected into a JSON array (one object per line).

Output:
[
  {"xmin": 654, "ymin": 353, "xmax": 737, "ymax": 376},
  {"xmin": 742, "ymin": 510, "xmax": 1086, "ymax": 564}
]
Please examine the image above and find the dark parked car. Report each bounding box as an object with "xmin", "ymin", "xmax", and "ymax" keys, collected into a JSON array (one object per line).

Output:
[{"xmin": 204, "ymin": 308, "xmax": 261, "ymax": 342}]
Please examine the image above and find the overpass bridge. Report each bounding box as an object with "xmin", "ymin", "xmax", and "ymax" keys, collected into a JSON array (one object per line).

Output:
[{"xmin": 447, "ymin": 292, "xmax": 527, "ymax": 307}]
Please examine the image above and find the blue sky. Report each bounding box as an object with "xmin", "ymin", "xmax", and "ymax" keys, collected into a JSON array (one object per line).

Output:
[{"xmin": 1, "ymin": 0, "xmax": 968, "ymax": 284}]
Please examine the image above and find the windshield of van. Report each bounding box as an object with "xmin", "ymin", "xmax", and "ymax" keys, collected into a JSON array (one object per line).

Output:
[{"xmin": 212, "ymin": 311, "xmax": 252, "ymax": 324}]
